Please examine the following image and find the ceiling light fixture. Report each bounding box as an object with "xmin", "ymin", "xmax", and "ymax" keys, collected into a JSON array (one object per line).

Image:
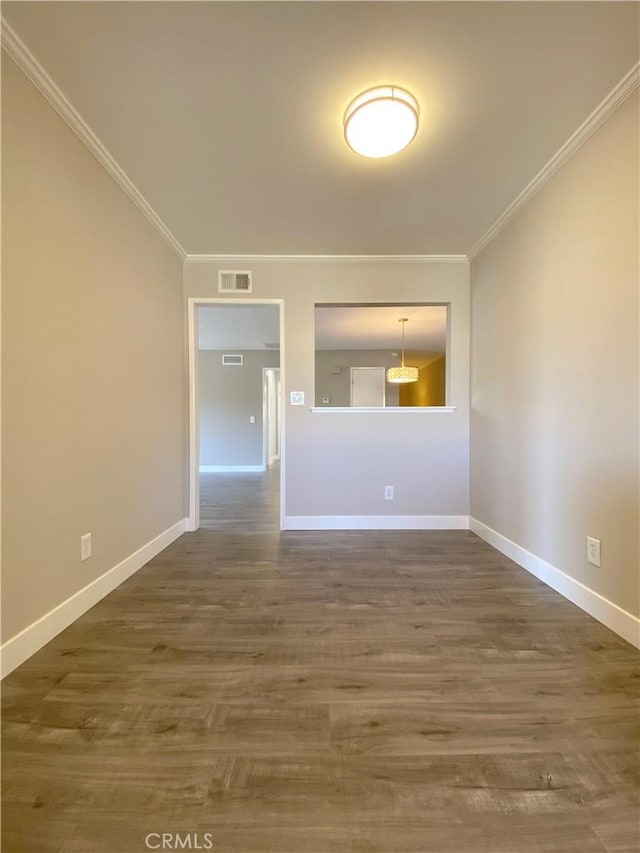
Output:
[
  {"xmin": 344, "ymin": 86, "xmax": 419, "ymax": 158},
  {"xmin": 387, "ymin": 318, "xmax": 418, "ymax": 384}
]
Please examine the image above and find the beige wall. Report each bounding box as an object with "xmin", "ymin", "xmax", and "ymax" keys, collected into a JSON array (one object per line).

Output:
[
  {"xmin": 1, "ymin": 56, "xmax": 186, "ymax": 642},
  {"xmin": 470, "ymin": 92, "xmax": 639, "ymax": 617},
  {"xmin": 199, "ymin": 350, "xmax": 279, "ymax": 467},
  {"xmin": 186, "ymin": 261, "xmax": 470, "ymax": 518}
]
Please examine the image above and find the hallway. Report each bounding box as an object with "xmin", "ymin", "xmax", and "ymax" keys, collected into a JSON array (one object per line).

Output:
[
  {"xmin": 199, "ymin": 465, "xmax": 280, "ymax": 533},
  {"xmin": 2, "ymin": 471, "xmax": 638, "ymax": 852}
]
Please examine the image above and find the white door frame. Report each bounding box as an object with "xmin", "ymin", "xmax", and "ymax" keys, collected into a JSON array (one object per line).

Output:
[
  {"xmin": 262, "ymin": 367, "xmax": 281, "ymax": 467},
  {"xmin": 187, "ymin": 298, "xmax": 285, "ymax": 531}
]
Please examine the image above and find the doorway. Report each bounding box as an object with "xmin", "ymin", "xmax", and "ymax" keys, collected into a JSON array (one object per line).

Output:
[
  {"xmin": 350, "ymin": 366, "xmax": 386, "ymax": 407},
  {"xmin": 187, "ymin": 298, "xmax": 285, "ymax": 531},
  {"xmin": 263, "ymin": 367, "xmax": 281, "ymax": 467}
]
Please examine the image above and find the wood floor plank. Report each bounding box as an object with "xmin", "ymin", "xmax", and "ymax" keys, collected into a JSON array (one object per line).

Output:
[{"xmin": 2, "ymin": 466, "xmax": 638, "ymax": 852}]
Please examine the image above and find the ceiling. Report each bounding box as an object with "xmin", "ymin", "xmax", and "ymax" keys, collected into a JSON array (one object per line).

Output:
[
  {"xmin": 3, "ymin": 2, "xmax": 638, "ymax": 256},
  {"xmin": 198, "ymin": 305, "xmax": 280, "ymax": 350},
  {"xmin": 315, "ymin": 305, "xmax": 446, "ymax": 351}
]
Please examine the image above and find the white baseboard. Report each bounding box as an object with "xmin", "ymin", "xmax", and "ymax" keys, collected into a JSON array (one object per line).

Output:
[
  {"xmin": 0, "ymin": 518, "xmax": 187, "ymax": 679},
  {"xmin": 283, "ymin": 515, "xmax": 470, "ymax": 531},
  {"xmin": 200, "ymin": 465, "xmax": 266, "ymax": 473},
  {"xmin": 470, "ymin": 517, "xmax": 640, "ymax": 649}
]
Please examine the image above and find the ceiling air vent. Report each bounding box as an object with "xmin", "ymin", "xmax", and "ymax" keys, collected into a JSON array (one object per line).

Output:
[
  {"xmin": 222, "ymin": 354, "xmax": 243, "ymax": 366},
  {"xmin": 218, "ymin": 270, "xmax": 252, "ymax": 294}
]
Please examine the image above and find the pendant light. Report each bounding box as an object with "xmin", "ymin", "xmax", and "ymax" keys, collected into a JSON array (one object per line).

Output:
[{"xmin": 387, "ymin": 318, "xmax": 418, "ymax": 384}]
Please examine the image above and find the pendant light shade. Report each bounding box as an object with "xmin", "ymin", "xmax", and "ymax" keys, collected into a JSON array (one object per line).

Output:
[
  {"xmin": 387, "ymin": 318, "xmax": 418, "ymax": 384},
  {"xmin": 344, "ymin": 86, "xmax": 419, "ymax": 158},
  {"xmin": 387, "ymin": 364, "xmax": 419, "ymax": 384}
]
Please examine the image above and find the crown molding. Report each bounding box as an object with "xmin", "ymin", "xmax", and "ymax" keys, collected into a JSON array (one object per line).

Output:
[
  {"xmin": 468, "ymin": 61, "xmax": 640, "ymax": 261},
  {"xmin": 185, "ymin": 254, "xmax": 468, "ymax": 264},
  {"xmin": 1, "ymin": 19, "xmax": 187, "ymax": 260}
]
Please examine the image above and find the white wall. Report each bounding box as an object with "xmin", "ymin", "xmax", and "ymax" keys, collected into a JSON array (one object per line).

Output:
[
  {"xmin": 1, "ymin": 56, "xmax": 186, "ymax": 655},
  {"xmin": 185, "ymin": 260, "xmax": 470, "ymax": 523},
  {"xmin": 199, "ymin": 350, "xmax": 280, "ymax": 468},
  {"xmin": 470, "ymin": 92, "xmax": 639, "ymax": 626}
]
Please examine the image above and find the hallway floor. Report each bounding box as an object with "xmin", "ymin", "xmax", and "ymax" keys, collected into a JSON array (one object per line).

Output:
[{"xmin": 2, "ymin": 470, "xmax": 638, "ymax": 852}]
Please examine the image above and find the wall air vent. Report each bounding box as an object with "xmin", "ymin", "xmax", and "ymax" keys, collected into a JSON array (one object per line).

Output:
[
  {"xmin": 222, "ymin": 354, "xmax": 244, "ymax": 366},
  {"xmin": 218, "ymin": 270, "xmax": 252, "ymax": 293}
]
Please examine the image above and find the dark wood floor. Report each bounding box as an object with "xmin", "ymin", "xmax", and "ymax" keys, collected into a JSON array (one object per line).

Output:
[{"xmin": 2, "ymin": 467, "xmax": 639, "ymax": 852}]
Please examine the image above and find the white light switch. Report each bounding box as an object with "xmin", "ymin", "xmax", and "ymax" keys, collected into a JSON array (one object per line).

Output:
[
  {"xmin": 80, "ymin": 533, "xmax": 92, "ymax": 562},
  {"xmin": 249, "ymin": 416, "xmax": 256, "ymax": 423},
  {"xmin": 290, "ymin": 391, "xmax": 304, "ymax": 406}
]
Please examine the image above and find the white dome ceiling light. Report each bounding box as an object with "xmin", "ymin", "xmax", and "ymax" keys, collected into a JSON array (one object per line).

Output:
[{"xmin": 344, "ymin": 86, "xmax": 419, "ymax": 158}]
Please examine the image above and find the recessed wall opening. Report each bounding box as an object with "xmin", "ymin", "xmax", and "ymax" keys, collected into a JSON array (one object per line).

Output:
[
  {"xmin": 314, "ymin": 303, "xmax": 450, "ymax": 408},
  {"xmin": 188, "ymin": 299, "xmax": 285, "ymax": 532}
]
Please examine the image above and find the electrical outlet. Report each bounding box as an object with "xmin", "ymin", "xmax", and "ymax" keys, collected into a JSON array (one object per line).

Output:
[
  {"xmin": 384, "ymin": 485, "xmax": 394, "ymax": 500},
  {"xmin": 587, "ymin": 537, "xmax": 601, "ymax": 567},
  {"xmin": 249, "ymin": 415, "xmax": 256, "ymax": 423},
  {"xmin": 80, "ymin": 533, "xmax": 92, "ymax": 562}
]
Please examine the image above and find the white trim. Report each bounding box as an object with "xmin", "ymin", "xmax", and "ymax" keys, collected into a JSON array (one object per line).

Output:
[
  {"xmin": 199, "ymin": 465, "xmax": 265, "ymax": 473},
  {"xmin": 262, "ymin": 366, "xmax": 282, "ymax": 471},
  {"xmin": 187, "ymin": 297, "xmax": 200, "ymax": 531},
  {"xmin": 284, "ymin": 515, "xmax": 469, "ymax": 531},
  {"xmin": 0, "ymin": 519, "xmax": 187, "ymax": 678},
  {"xmin": 468, "ymin": 61, "xmax": 640, "ymax": 260},
  {"xmin": 310, "ymin": 406, "xmax": 456, "ymax": 414},
  {"xmin": 262, "ymin": 366, "xmax": 269, "ymax": 471},
  {"xmin": 185, "ymin": 254, "xmax": 467, "ymax": 264},
  {"xmin": 470, "ymin": 518, "xmax": 640, "ymax": 649},
  {"xmin": 0, "ymin": 19, "xmax": 186, "ymax": 260},
  {"xmin": 188, "ymin": 298, "xmax": 285, "ymax": 532}
]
